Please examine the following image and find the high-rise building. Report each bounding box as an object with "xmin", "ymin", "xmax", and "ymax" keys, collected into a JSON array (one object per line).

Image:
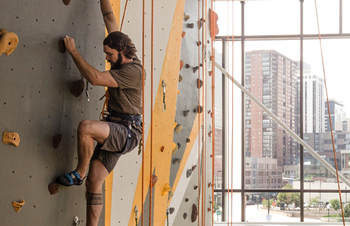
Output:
[
  {"xmin": 296, "ymin": 70, "xmax": 325, "ymax": 134},
  {"xmin": 244, "ymin": 50, "xmax": 298, "ymax": 169},
  {"xmin": 325, "ymin": 99, "xmax": 346, "ymax": 132}
]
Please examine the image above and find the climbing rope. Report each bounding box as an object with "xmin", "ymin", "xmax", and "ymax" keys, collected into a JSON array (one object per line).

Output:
[
  {"xmin": 149, "ymin": 0, "xmax": 154, "ymax": 225},
  {"xmin": 119, "ymin": 0, "xmax": 129, "ymax": 31},
  {"xmin": 210, "ymin": 0, "xmax": 216, "ymax": 225},
  {"xmin": 141, "ymin": 0, "xmax": 145, "ymax": 225},
  {"xmin": 313, "ymin": 1, "xmax": 345, "ymax": 225}
]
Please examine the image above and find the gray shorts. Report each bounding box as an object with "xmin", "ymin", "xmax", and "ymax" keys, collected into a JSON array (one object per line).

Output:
[{"xmin": 91, "ymin": 121, "xmax": 141, "ymax": 173}]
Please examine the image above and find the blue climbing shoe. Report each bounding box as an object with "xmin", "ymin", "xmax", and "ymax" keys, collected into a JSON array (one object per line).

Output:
[{"xmin": 56, "ymin": 171, "xmax": 85, "ymax": 186}]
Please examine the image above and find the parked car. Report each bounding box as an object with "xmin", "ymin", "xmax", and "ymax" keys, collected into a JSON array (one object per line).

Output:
[{"xmin": 246, "ymin": 200, "xmax": 255, "ymax": 205}]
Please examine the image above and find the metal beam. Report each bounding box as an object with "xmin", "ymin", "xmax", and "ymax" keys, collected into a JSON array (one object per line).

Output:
[{"xmin": 215, "ymin": 61, "xmax": 350, "ymax": 188}]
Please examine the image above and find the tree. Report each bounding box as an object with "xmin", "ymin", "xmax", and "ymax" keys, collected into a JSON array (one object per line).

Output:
[
  {"xmin": 330, "ymin": 199, "xmax": 341, "ymax": 211},
  {"xmin": 310, "ymin": 196, "xmax": 320, "ymax": 208},
  {"xmin": 262, "ymin": 198, "xmax": 274, "ymax": 208},
  {"xmin": 276, "ymin": 183, "xmax": 300, "ymax": 207},
  {"xmin": 304, "ymin": 174, "xmax": 313, "ymax": 181}
]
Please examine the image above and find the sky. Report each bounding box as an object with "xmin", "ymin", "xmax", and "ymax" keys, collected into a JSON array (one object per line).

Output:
[{"xmin": 214, "ymin": 0, "xmax": 350, "ymax": 114}]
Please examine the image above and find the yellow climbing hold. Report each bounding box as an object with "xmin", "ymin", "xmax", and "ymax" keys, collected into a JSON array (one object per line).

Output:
[
  {"xmin": 2, "ymin": 131, "xmax": 20, "ymax": 147},
  {"xmin": 162, "ymin": 183, "xmax": 171, "ymax": 196},
  {"xmin": 12, "ymin": 199, "xmax": 25, "ymax": 212}
]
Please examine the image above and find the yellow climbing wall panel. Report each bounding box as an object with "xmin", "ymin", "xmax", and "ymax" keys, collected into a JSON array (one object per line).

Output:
[{"xmin": 128, "ymin": 0, "xmax": 186, "ymax": 225}]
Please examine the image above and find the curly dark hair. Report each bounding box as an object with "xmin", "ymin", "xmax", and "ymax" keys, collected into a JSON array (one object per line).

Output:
[{"xmin": 103, "ymin": 31, "xmax": 137, "ymax": 59}]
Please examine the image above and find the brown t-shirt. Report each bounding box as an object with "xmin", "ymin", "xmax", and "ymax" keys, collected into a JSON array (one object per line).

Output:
[{"xmin": 108, "ymin": 58, "xmax": 143, "ymax": 115}]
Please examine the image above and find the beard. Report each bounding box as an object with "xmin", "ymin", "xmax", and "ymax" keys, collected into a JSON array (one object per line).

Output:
[{"xmin": 110, "ymin": 53, "xmax": 123, "ymax": 70}]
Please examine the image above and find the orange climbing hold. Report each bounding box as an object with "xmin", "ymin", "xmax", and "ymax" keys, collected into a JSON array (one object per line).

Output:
[
  {"xmin": 2, "ymin": 131, "xmax": 20, "ymax": 147},
  {"xmin": 162, "ymin": 183, "xmax": 171, "ymax": 196},
  {"xmin": 180, "ymin": 60, "xmax": 184, "ymax": 70},
  {"xmin": 0, "ymin": 29, "xmax": 19, "ymax": 56},
  {"xmin": 48, "ymin": 182, "xmax": 59, "ymax": 195},
  {"xmin": 12, "ymin": 199, "xmax": 25, "ymax": 212}
]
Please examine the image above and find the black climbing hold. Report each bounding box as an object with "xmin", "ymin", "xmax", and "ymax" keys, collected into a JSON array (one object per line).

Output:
[
  {"xmin": 177, "ymin": 143, "xmax": 181, "ymax": 149},
  {"xmin": 52, "ymin": 134, "xmax": 62, "ymax": 149},
  {"xmin": 186, "ymin": 138, "xmax": 190, "ymax": 143},
  {"xmin": 58, "ymin": 39, "xmax": 66, "ymax": 53},
  {"xmin": 185, "ymin": 64, "xmax": 190, "ymax": 69},
  {"xmin": 183, "ymin": 213, "xmax": 188, "ymax": 219},
  {"xmin": 193, "ymin": 66, "xmax": 199, "ymax": 73},
  {"xmin": 183, "ymin": 110, "xmax": 190, "ymax": 117},
  {"xmin": 186, "ymin": 169, "xmax": 192, "ymax": 178},
  {"xmin": 187, "ymin": 23, "xmax": 194, "ymax": 29},
  {"xmin": 191, "ymin": 204, "xmax": 198, "ymax": 222},
  {"xmin": 169, "ymin": 207, "xmax": 175, "ymax": 214},
  {"xmin": 185, "ymin": 198, "xmax": 189, "ymax": 202},
  {"xmin": 191, "ymin": 165, "xmax": 197, "ymax": 171},
  {"xmin": 194, "ymin": 185, "xmax": 198, "ymax": 190},
  {"xmin": 70, "ymin": 79, "xmax": 85, "ymax": 97}
]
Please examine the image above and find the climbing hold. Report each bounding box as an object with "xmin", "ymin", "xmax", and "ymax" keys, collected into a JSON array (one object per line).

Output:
[
  {"xmin": 209, "ymin": 71, "xmax": 213, "ymax": 76},
  {"xmin": 185, "ymin": 198, "xmax": 189, "ymax": 202},
  {"xmin": 185, "ymin": 64, "xmax": 190, "ymax": 69},
  {"xmin": 70, "ymin": 79, "xmax": 85, "ymax": 97},
  {"xmin": 194, "ymin": 185, "xmax": 198, "ymax": 190},
  {"xmin": 177, "ymin": 143, "xmax": 181, "ymax": 149},
  {"xmin": 172, "ymin": 158, "xmax": 182, "ymax": 165},
  {"xmin": 2, "ymin": 131, "xmax": 20, "ymax": 147},
  {"xmin": 208, "ymin": 182, "xmax": 212, "ymax": 188},
  {"xmin": 58, "ymin": 38, "xmax": 66, "ymax": 53},
  {"xmin": 182, "ymin": 31, "xmax": 186, "ymax": 38},
  {"xmin": 179, "ymin": 75, "xmax": 183, "ymax": 82},
  {"xmin": 52, "ymin": 134, "xmax": 62, "ymax": 149},
  {"xmin": 186, "ymin": 138, "xmax": 190, "ymax": 143},
  {"xmin": 162, "ymin": 183, "xmax": 171, "ymax": 196},
  {"xmin": 186, "ymin": 169, "xmax": 192, "ymax": 178},
  {"xmin": 151, "ymin": 175, "xmax": 158, "ymax": 187},
  {"xmin": 161, "ymin": 146, "xmax": 165, "ymax": 152},
  {"xmin": 183, "ymin": 213, "xmax": 188, "ymax": 219},
  {"xmin": 209, "ymin": 8, "xmax": 220, "ymax": 38},
  {"xmin": 198, "ymin": 21, "xmax": 202, "ymax": 29},
  {"xmin": 183, "ymin": 110, "xmax": 190, "ymax": 117},
  {"xmin": 191, "ymin": 165, "xmax": 197, "ymax": 171},
  {"xmin": 192, "ymin": 66, "xmax": 199, "ymax": 73},
  {"xmin": 177, "ymin": 90, "xmax": 180, "ymax": 95},
  {"xmin": 0, "ymin": 29, "xmax": 19, "ymax": 56},
  {"xmin": 208, "ymin": 208, "xmax": 211, "ymax": 212},
  {"xmin": 187, "ymin": 23, "xmax": 195, "ymax": 29},
  {"xmin": 184, "ymin": 14, "xmax": 190, "ymax": 21},
  {"xmin": 12, "ymin": 199, "xmax": 25, "ymax": 212},
  {"xmin": 63, "ymin": 0, "xmax": 71, "ymax": 5},
  {"xmin": 191, "ymin": 204, "xmax": 198, "ymax": 222},
  {"xmin": 180, "ymin": 60, "xmax": 184, "ymax": 70},
  {"xmin": 197, "ymin": 41, "xmax": 201, "ymax": 46},
  {"xmin": 172, "ymin": 142, "xmax": 178, "ymax": 155},
  {"xmin": 174, "ymin": 124, "xmax": 183, "ymax": 133},
  {"xmin": 48, "ymin": 182, "xmax": 59, "ymax": 195},
  {"xmin": 168, "ymin": 190, "xmax": 174, "ymax": 200},
  {"xmin": 169, "ymin": 207, "xmax": 175, "ymax": 214},
  {"xmin": 174, "ymin": 122, "xmax": 178, "ymax": 128},
  {"xmin": 197, "ymin": 78, "xmax": 203, "ymax": 88},
  {"xmin": 197, "ymin": 106, "xmax": 203, "ymax": 114}
]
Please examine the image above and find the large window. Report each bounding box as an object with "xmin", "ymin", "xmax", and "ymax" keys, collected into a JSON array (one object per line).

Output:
[{"xmin": 213, "ymin": 0, "xmax": 350, "ymax": 223}]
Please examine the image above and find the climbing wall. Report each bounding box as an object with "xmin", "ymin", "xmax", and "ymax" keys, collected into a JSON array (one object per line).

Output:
[
  {"xmin": 105, "ymin": 0, "xmax": 215, "ymax": 225},
  {"xmin": 0, "ymin": 0, "xmax": 106, "ymax": 225},
  {"xmin": 1, "ymin": 0, "xmax": 214, "ymax": 225}
]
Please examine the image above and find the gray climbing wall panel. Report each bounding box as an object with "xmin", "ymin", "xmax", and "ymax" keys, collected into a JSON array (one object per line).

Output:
[{"xmin": 0, "ymin": 0, "xmax": 106, "ymax": 225}]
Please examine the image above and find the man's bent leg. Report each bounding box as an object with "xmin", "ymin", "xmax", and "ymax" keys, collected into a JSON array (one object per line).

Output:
[
  {"xmin": 75, "ymin": 120, "xmax": 110, "ymax": 178},
  {"xmin": 86, "ymin": 159, "xmax": 110, "ymax": 226}
]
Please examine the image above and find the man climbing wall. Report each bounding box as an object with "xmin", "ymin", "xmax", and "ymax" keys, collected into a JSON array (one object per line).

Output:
[{"xmin": 55, "ymin": 0, "xmax": 144, "ymax": 225}]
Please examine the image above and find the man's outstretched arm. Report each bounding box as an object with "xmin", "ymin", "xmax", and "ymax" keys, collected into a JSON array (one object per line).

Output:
[
  {"xmin": 100, "ymin": 0, "xmax": 119, "ymax": 34},
  {"xmin": 63, "ymin": 36, "xmax": 119, "ymax": 87}
]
